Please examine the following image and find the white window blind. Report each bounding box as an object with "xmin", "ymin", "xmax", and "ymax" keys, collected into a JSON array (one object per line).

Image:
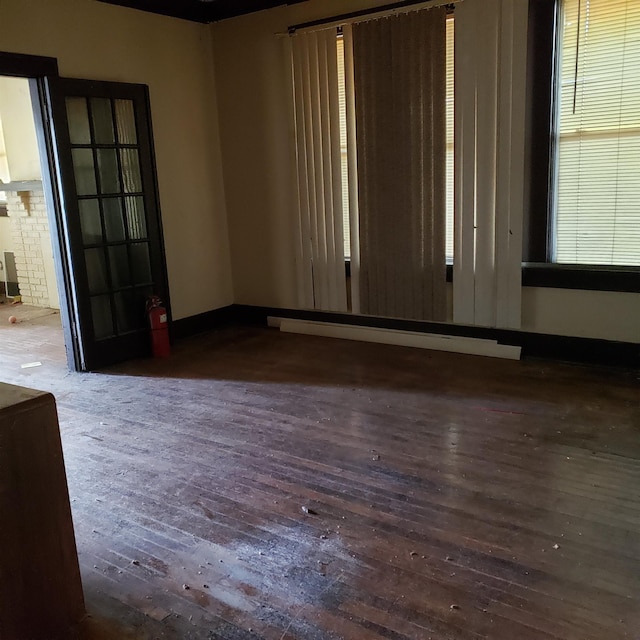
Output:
[
  {"xmin": 337, "ymin": 35, "xmax": 351, "ymax": 259},
  {"xmin": 290, "ymin": 29, "xmax": 349, "ymax": 312},
  {"xmin": 554, "ymin": 0, "xmax": 640, "ymax": 266},
  {"xmin": 445, "ymin": 15, "xmax": 454, "ymax": 262}
]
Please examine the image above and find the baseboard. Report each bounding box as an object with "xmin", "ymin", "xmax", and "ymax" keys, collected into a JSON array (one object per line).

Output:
[
  {"xmin": 232, "ymin": 305, "xmax": 639, "ymax": 368},
  {"xmin": 171, "ymin": 305, "xmax": 236, "ymax": 340},
  {"xmin": 170, "ymin": 304, "xmax": 638, "ymax": 368}
]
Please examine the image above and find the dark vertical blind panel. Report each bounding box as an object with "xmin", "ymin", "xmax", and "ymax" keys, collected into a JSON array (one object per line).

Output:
[{"xmin": 353, "ymin": 8, "xmax": 447, "ymax": 321}]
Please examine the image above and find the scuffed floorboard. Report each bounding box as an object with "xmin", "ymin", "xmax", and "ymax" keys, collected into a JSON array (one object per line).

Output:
[{"xmin": 1, "ymin": 303, "xmax": 639, "ymax": 639}]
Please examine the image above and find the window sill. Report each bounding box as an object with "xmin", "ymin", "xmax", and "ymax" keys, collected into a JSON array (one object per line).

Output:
[
  {"xmin": 346, "ymin": 261, "xmax": 638, "ymax": 292},
  {"xmin": 522, "ymin": 263, "xmax": 640, "ymax": 293}
]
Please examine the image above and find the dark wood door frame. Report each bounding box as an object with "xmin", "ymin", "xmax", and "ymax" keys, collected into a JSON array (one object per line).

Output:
[{"xmin": 0, "ymin": 51, "xmax": 82, "ymax": 370}]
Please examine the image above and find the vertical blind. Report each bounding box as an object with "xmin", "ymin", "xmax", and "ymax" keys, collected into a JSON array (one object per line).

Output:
[
  {"xmin": 353, "ymin": 7, "xmax": 447, "ymax": 322},
  {"xmin": 554, "ymin": 0, "xmax": 640, "ymax": 266},
  {"xmin": 453, "ymin": 0, "xmax": 527, "ymax": 329},
  {"xmin": 291, "ymin": 29, "xmax": 348, "ymax": 312},
  {"xmin": 339, "ymin": 19, "xmax": 455, "ymax": 262},
  {"xmin": 444, "ymin": 15, "xmax": 454, "ymax": 263},
  {"xmin": 337, "ymin": 35, "xmax": 351, "ymax": 259}
]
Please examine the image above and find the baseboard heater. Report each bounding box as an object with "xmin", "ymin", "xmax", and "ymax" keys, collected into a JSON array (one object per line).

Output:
[{"xmin": 271, "ymin": 317, "xmax": 522, "ymax": 360}]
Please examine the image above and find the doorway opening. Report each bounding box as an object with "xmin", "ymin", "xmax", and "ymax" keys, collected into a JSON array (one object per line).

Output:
[
  {"xmin": 1, "ymin": 51, "xmax": 171, "ymax": 372},
  {"xmin": 0, "ymin": 74, "xmax": 65, "ymax": 362}
]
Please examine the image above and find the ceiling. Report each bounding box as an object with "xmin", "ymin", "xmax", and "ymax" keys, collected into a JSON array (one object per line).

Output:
[{"xmin": 97, "ymin": 0, "xmax": 307, "ymax": 23}]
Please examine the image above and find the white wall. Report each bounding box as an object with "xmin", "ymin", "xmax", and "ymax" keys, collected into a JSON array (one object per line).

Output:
[
  {"xmin": 212, "ymin": 0, "xmax": 639, "ymax": 344},
  {"xmin": 0, "ymin": 0, "xmax": 233, "ymax": 320},
  {"xmin": 0, "ymin": 218, "xmax": 14, "ymax": 288},
  {"xmin": 0, "ymin": 76, "xmax": 41, "ymax": 182},
  {"xmin": 522, "ymin": 287, "xmax": 639, "ymax": 343}
]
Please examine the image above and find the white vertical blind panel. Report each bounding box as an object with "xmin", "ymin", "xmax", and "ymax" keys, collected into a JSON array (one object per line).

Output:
[
  {"xmin": 495, "ymin": 0, "xmax": 527, "ymax": 329},
  {"xmin": 291, "ymin": 37, "xmax": 315, "ymax": 309},
  {"xmin": 336, "ymin": 36, "xmax": 351, "ymax": 260},
  {"xmin": 555, "ymin": 0, "xmax": 640, "ymax": 266},
  {"xmin": 343, "ymin": 25, "xmax": 361, "ymax": 315},
  {"xmin": 454, "ymin": 0, "xmax": 525, "ymax": 329},
  {"xmin": 300, "ymin": 38, "xmax": 322, "ymax": 308},
  {"xmin": 317, "ymin": 36, "xmax": 336, "ymax": 308},
  {"xmin": 291, "ymin": 31, "xmax": 348, "ymax": 312},
  {"xmin": 308, "ymin": 36, "xmax": 330, "ymax": 309},
  {"xmin": 445, "ymin": 16, "xmax": 455, "ymax": 263},
  {"xmin": 473, "ymin": 3, "xmax": 499, "ymax": 328},
  {"xmin": 453, "ymin": 0, "xmax": 479, "ymax": 324},
  {"xmin": 325, "ymin": 32, "xmax": 348, "ymax": 311}
]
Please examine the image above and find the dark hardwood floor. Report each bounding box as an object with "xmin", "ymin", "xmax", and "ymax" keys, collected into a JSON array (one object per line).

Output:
[{"xmin": 2, "ymin": 303, "xmax": 639, "ymax": 639}]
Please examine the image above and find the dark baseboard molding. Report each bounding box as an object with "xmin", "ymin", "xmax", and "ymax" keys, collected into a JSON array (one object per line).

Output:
[
  {"xmin": 171, "ymin": 305, "xmax": 236, "ymax": 341},
  {"xmin": 232, "ymin": 305, "xmax": 639, "ymax": 369},
  {"xmin": 171, "ymin": 304, "xmax": 638, "ymax": 369}
]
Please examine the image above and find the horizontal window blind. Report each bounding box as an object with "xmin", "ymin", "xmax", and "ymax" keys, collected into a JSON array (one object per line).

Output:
[
  {"xmin": 445, "ymin": 15, "xmax": 454, "ymax": 263},
  {"xmin": 554, "ymin": 0, "xmax": 640, "ymax": 266},
  {"xmin": 337, "ymin": 35, "xmax": 351, "ymax": 259}
]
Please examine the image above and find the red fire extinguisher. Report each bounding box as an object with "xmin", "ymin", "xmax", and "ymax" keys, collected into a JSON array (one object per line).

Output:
[{"xmin": 146, "ymin": 295, "xmax": 171, "ymax": 358}]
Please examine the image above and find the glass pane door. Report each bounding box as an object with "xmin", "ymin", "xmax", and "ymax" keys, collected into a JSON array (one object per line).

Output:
[
  {"xmin": 52, "ymin": 79, "xmax": 169, "ymax": 370},
  {"xmin": 66, "ymin": 96, "xmax": 154, "ymax": 340}
]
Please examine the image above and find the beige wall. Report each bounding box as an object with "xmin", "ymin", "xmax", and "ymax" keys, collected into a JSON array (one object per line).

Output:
[
  {"xmin": 522, "ymin": 287, "xmax": 640, "ymax": 343},
  {"xmin": 212, "ymin": 0, "xmax": 639, "ymax": 343},
  {"xmin": 0, "ymin": 0, "xmax": 233, "ymax": 320},
  {"xmin": 0, "ymin": 76, "xmax": 41, "ymax": 182}
]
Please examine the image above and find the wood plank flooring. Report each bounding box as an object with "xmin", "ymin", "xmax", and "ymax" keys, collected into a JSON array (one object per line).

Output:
[{"xmin": 1, "ymin": 303, "xmax": 639, "ymax": 639}]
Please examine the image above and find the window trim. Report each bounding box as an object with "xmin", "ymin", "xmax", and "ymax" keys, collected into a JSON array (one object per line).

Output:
[{"xmin": 524, "ymin": 0, "xmax": 640, "ymax": 292}]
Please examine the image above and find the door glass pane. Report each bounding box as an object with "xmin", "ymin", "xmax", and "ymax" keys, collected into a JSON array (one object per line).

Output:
[
  {"xmin": 124, "ymin": 196, "xmax": 147, "ymax": 239},
  {"xmin": 91, "ymin": 295, "xmax": 115, "ymax": 340},
  {"xmin": 108, "ymin": 245, "xmax": 131, "ymax": 289},
  {"xmin": 130, "ymin": 242, "xmax": 151, "ymax": 284},
  {"xmin": 66, "ymin": 97, "xmax": 91, "ymax": 144},
  {"xmin": 97, "ymin": 149, "xmax": 121, "ymax": 194},
  {"xmin": 91, "ymin": 98, "xmax": 115, "ymax": 144},
  {"xmin": 85, "ymin": 248, "xmax": 109, "ymax": 294},
  {"xmin": 114, "ymin": 289, "xmax": 144, "ymax": 334},
  {"xmin": 120, "ymin": 148, "xmax": 142, "ymax": 193},
  {"xmin": 72, "ymin": 149, "xmax": 97, "ymax": 195},
  {"xmin": 79, "ymin": 199, "xmax": 102, "ymax": 245},
  {"xmin": 115, "ymin": 99, "xmax": 137, "ymax": 144},
  {"xmin": 103, "ymin": 198, "xmax": 125, "ymax": 242}
]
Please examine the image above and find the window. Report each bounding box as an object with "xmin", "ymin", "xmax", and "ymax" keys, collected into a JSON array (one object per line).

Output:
[
  {"xmin": 337, "ymin": 34, "xmax": 350, "ymax": 258},
  {"xmin": 337, "ymin": 15, "xmax": 455, "ymax": 262},
  {"xmin": 444, "ymin": 14, "xmax": 454, "ymax": 263},
  {"xmin": 552, "ymin": 0, "xmax": 640, "ymax": 266}
]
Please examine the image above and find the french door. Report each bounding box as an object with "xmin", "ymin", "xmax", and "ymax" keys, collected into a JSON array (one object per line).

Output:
[{"xmin": 49, "ymin": 78, "xmax": 170, "ymax": 371}]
